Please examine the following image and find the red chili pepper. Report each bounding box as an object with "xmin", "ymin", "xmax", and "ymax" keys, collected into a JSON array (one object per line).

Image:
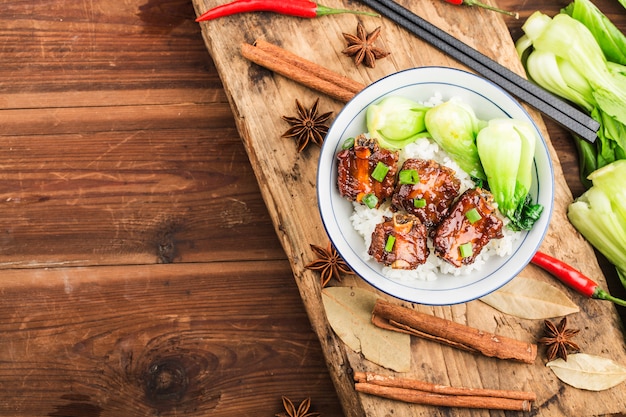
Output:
[
  {"xmin": 195, "ymin": 0, "xmax": 379, "ymax": 22},
  {"xmin": 443, "ymin": 0, "xmax": 519, "ymax": 19},
  {"xmin": 531, "ymin": 251, "xmax": 626, "ymax": 307}
]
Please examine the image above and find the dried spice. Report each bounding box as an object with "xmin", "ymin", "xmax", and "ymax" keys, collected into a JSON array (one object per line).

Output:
[
  {"xmin": 282, "ymin": 98, "xmax": 332, "ymax": 152},
  {"xmin": 479, "ymin": 276, "xmax": 579, "ymax": 319},
  {"xmin": 342, "ymin": 22, "xmax": 390, "ymax": 68},
  {"xmin": 538, "ymin": 317, "xmax": 580, "ymax": 361},
  {"xmin": 275, "ymin": 396, "xmax": 320, "ymax": 417},
  {"xmin": 305, "ymin": 241, "xmax": 354, "ymax": 287},
  {"xmin": 546, "ymin": 353, "xmax": 626, "ymax": 391},
  {"xmin": 322, "ymin": 287, "xmax": 412, "ymax": 372}
]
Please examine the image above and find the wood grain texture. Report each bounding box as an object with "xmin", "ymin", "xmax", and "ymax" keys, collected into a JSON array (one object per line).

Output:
[
  {"xmin": 0, "ymin": 262, "xmax": 341, "ymax": 416},
  {"xmin": 192, "ymin": 0, "xmax": 626, "ymax": 415},
  {"xmin": 0, "ymin": 0, "xmax": 624, "ymax": 416},
  {"xmin": 0, "ymin": 1, "xmax": 343, "ymax": 416},
  {"xmin": 0, "ymin": 0, "xmax": 283, "ymax": 267}
]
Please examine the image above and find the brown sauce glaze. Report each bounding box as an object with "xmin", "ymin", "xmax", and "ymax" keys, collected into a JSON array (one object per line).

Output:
[
  {"xmin": 391, "ymin": 158, "xmax": 461, "ymax": 229},
  {"xmin": 368, "ymin": 213, "xmax": 429, "ymax": 269},
  {"xmin": 432, "ymin": 188, "xmax": 504, "ymax": 267},
  {"xmin": 337, "ymin": 135, "xmax": 398, "ymax": 206}
]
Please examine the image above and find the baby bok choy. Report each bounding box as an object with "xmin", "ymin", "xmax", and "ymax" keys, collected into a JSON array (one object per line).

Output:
[
  {"xmin": 568, "ymin": 160, "xmax": 626, "ymax": 287},
  {"xmin": 366, "ymin": 96, "xmax": 430, "ymax": 150},
  {"xmin": 424, "ymin": 99, "xmax": 487, "ymax": 180},
  {"xmin": 562, "ymin": 0, "xmax": 626, "ymax": 66},
  {"xmin": 515, "ymin": 2, "xmax": 626, "ymax": 187},
  {"xmin": 476, "ymin": 119, "xmax": 543, "ymax": 231}
]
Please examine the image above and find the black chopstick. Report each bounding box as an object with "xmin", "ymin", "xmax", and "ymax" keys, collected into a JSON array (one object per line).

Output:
[{"xmin": 359, "ymin": 0, "xmax": 599, "ymax": 143}]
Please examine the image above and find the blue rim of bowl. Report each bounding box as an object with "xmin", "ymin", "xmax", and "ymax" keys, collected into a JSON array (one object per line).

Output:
[{"xmin": 317, "ymin": 66, "xmax": 554, "ymax": 305}]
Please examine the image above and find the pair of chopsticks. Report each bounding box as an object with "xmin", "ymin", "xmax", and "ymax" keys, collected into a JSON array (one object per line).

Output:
[{"xmin": 358, "ymin": 0, "xmax": 599, "ymax": 143}]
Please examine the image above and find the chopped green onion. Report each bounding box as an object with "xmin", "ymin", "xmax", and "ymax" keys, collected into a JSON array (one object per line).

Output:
[
  {"xmin": 465, "ymin": 207, "xmax": 482, "ymax": 224},
  {"xmin": 459, "ymin": 242, "xmax": 473, "ymax": 258},
  {"xmin": 341, "ymin": 137, "xmax": 355, "ymax": 149},
  {"xmin": 413, "ymin": 198, "xmax": 426, "ymax": 208},
  {"xmin": 362, "ymin": 193, "xmax": 378, "ymax": 209},
  {"xmin": 384, "ymin": 235, "xmax": 396, "ymax": 252},
  {"xmin": 399, "ymin": 169, "xmax": 420, "ymax": 185},
  {"xmin": 371, "ymin": 162, "xmax": 390, "ymax": 182}
]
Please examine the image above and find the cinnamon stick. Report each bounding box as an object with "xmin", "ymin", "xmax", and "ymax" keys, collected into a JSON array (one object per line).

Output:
[
  {"xmin": 355, "ymin": 382, "xmax": 533, "ymax": 412},
  {"xmin": 241, "ymin": 41, "xmax": 365, "ymax": 103},
  {"xmin": 372, "ymin": 299, "xmax": 537, "ymax": 364},
  {"xmin": 354, "ymin": 372, "xmax": 536, "ymax": 401},
  {"xmin": 253, "ymin": 39, "xmax": 366, "ymax": 96}
]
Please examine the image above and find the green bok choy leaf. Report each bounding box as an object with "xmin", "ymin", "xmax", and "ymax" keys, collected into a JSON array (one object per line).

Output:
[
  {"xmin": 562, "ymin": 0, "xmax": 626, "ymax": 65},
  {"xmin": 516, "ymin": 1, "xmax": 626, "ymax": 188},
  {"xmin": 424, "ymin": 99, "xmax": 487, "ymax": 180},
  {"xmin": 568, "ymin": 160, "xmax": 626, "ymax": 287},
  {"xmin": 476, "ymin": 118, "xmax": 543, "ymax": 230},
  {"xmin": 366, "ymin": 96, "xmax": 429, "ymax": 150}
]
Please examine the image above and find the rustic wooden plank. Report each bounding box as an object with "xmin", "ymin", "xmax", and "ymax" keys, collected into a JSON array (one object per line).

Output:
[
  {"xmin": 0, "ymin": 0, "xmax": 285, "ymax": 268},
  {"xmin": 0, "ymin": 0, "xmax": 623, "ymax": 416},
  {"xmin": 0, "ymin": 0, "xmax": 211, "ymax": 94},
  {"xmin": 0, "ymin": 261, "xmax": 342, "ymax": 416},
  {"xmin": 0, "ymin": 2, "xmax": 343, "ymax": 415},
  {"xmin": 0, "ymin": 104, "xmax": 231, "ymax": 135},
  {"xmin": 0, "ymin": 89, "xmax": 228, "ymax": 110},
  {"xmin": 193, "ymin": 0, "xmax": 626, "ymax": 415},
  {"xmin": 0, "ymin": 126, "xmax": 287, "ymax": 267}
]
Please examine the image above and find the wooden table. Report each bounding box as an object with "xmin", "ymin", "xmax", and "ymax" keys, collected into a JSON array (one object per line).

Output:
[{"xmin": 1, "ymin": 0, "xmax": 624, "ymax": 416}]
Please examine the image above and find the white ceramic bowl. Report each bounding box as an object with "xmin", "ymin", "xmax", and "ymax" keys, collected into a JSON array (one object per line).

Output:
[{"xmin": 317, "ymin": 66, "xmax": 554, "ymax": 305}]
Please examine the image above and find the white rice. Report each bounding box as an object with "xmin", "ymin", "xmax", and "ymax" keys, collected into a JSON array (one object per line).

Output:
[{"xmin": 349, "ymin": 100, "xmax": 522, "ymax": 281}]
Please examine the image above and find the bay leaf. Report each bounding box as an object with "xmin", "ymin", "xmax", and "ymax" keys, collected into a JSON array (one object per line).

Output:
[
  {"xmin": 547, "ymin": 353, "xmax": 626, "ymax": 391},
  {"xmin": 322, "ymin": 286, "xmax": 411, "ymax": 372},
  {"xmin": 479, "ymin": 276, "xmax": 579, "ymax": 319}
]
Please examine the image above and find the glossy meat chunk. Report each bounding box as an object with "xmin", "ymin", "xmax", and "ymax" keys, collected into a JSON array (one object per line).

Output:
[
  {"xmin": 337, "ymin": 135, "xmax": 398, "ymax": 206},
  {"xmin": 432, "ymin": 188, "xmax": 504, "ymax": 267},
  {"xmin": 368, "ymin": 213, "xmax": 429, "ymax": 269},
  {"xmin": 391, "ymin": 158, "xmax": 461, "ymax": 228}
]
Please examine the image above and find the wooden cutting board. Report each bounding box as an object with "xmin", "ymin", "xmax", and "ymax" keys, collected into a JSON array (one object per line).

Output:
[{"xmin": 191, "ymin": 0, "xmax": 626, "ymax": 415}]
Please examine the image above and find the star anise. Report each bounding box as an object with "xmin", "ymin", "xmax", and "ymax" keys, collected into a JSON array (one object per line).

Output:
[
  {"xmin": 305, "ymin": 241, "xmax": 354, "ymax": 287},
  {"xmin": 342, "ymin": 22, "xmax": 390, "ymax": 68},
  {"xmin": 538, "ymin": 317, "xmax": 580, "ymax": 361},
  {"xmin": 275, "ymin": 396, "xmax": 320, "ymax": 417},
  {"xmin": 282, "ymin": 98, "xmax": 332, "ymax": 152}
]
